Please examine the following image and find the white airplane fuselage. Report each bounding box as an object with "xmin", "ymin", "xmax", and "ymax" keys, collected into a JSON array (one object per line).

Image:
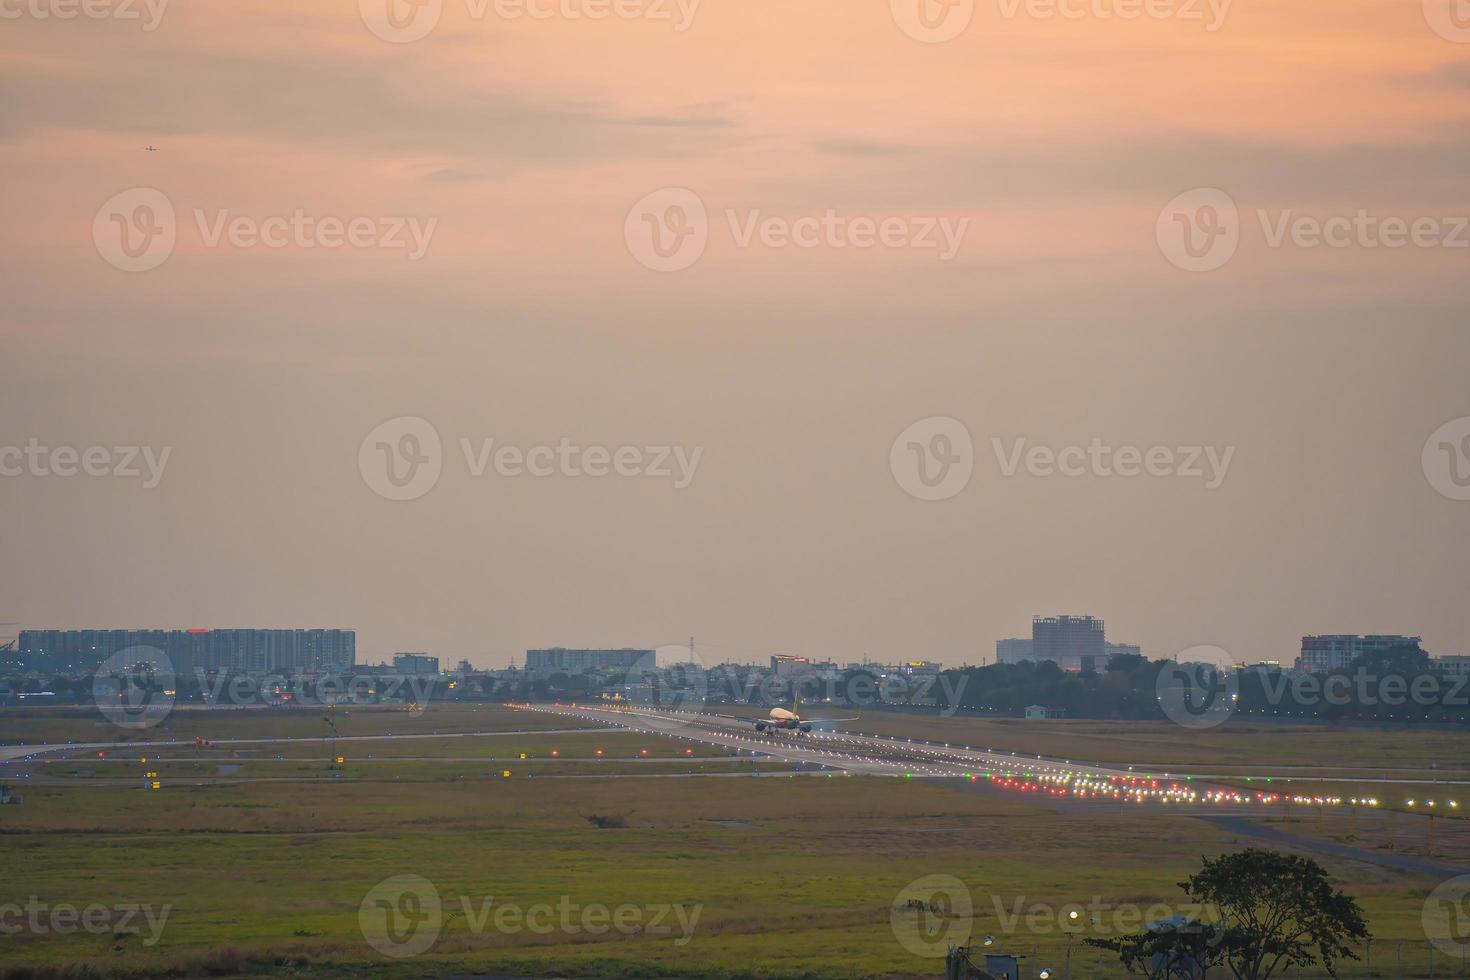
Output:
[{"xmin": 755, "ymin": 706, "xmax": 810, "ymax": 733}]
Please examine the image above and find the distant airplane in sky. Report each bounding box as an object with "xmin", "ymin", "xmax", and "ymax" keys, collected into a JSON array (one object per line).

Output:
[{"xmin": 145, "ymin": 145, "xmax": 158, "ymax": 152}]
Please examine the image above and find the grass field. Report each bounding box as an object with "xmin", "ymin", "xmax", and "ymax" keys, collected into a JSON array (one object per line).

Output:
[
  {"xmin": 0, "ymin": 703, "xmax": 600, "ymax": 748},
  {"xmin": 0, "ymin": 703, "xmax": 1464, "ymax": 979},
  {"xmin": 6, "ymin": 731, "xmax": 794, "ymax": 783}
]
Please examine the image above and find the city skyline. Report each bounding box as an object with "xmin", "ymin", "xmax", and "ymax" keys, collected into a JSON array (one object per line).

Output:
[{"xmin": 7, "ymin": 619, "xmax": 1462, "ymax": 673}]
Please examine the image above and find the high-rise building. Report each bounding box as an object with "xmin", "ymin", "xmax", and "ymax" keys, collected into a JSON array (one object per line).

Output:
[
  {"xmin": 1297, "ymin": 635, "xmax": 1422, "ymax": 672},
  {"xmin": 1033, "ymin": 615, "xmax": 1106, "ymax": 672},
  {"xmin": 998, "ymin": 621, "xmax": 1138, "ymax": 671},
  {"xmin": 16, "ymin": 629, "xmax": 355, "ymax": 674},
  {"xmin": 525, "ymin": 648, "xmax": 653, "ymax": 672}
]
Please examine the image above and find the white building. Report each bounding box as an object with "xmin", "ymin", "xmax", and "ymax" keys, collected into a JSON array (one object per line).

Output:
[{"xmin": 1434, "ymin": 655, "xmax": 1470, "ymax": 677}]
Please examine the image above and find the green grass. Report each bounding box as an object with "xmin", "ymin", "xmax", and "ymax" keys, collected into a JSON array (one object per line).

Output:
[
  {"xmin": 0, "ymin": 703, "xmax": 596, "ymax": 747},
  {"xmin": 1, "ymin": 704, "xmax": 1461, "ymax": 979},
  {"xmin": 11, "ymin": 730, "xmax": 786, "ymax": 782}
]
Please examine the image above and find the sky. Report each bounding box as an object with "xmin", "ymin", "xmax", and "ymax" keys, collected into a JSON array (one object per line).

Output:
[{"xmin": 2, "ymin": 0, "xmax": 1469, "ymax": 669}]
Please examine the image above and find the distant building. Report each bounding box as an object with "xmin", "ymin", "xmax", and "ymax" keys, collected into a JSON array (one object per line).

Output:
[
  {"xmin": 1024, "ymin": 704, "xmax": 1066, "ymax": 720},
  {"xmin": 1297, "ymin": 635, "xmax": 1422, "ymax": 672},
  {"xmin": 1433, "ymin": 655, "xmax": 1470, "ymax": 677},
  {"xmin": 1033, "ymin": 615, "xmax": 1105, "ymax": 672},
  {"xmin": 17, "ymin": 628, "xmax": 355, "ymax": 674},
  {"xmin": 1240, "ymin": 660, "xmax": 1285, "ymax": 675},
  {"xmin": 525, "ymin": 648, "xmax": 652, "ymax": 673},
  {"xmin": 393, "ymin": 653, "xmax": 440, "ymax": 675},
  {"xmin": 771, "ymin": 654, "xmax": 809, "ymax": 676},
  {"xmin": 999, "ymin": 619, "xmax": 1137, "ymax": 672},
  {"xmin": 996, "ymin": 638, "xmax": 1033, "ymax": 664}
]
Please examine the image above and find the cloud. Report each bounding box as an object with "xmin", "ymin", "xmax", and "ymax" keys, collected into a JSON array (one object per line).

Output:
[
  {"xmin": 615, "ymin": 113, "xmax": 736, "ymax": 129},
  {"xmin": 0, "ymin": 44, "xmax": 745, "ymax": 172},
  {"xmin": 751, "ymin": 134, "xmax": 1470, "ymax": 211},
  {"xmin": 1416, "ymin": 59, "xmax": 1470, "ymax": 89},
  {"xmin": 813, "ymin": 139, "xmax": 915, "ymax": 157}
]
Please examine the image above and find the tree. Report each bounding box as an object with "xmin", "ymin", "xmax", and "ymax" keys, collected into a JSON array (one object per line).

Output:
[
  {"xmin": 1087, "ymin": 850, "xmax": 1368, "ymax": 980},
  {"xmin": 1086, "ymin": 921, "xmax": 1218, "ymax": 979},
  {"xmin": 1349, "ymin": 641, "xmax": 1429, "ymax": 677},
  {"xmin": 1184, "ymin": 849, "xmax": 1368, "ymax": 980}
]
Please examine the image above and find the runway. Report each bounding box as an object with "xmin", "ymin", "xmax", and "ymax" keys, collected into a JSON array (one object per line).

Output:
[
  {"xmin": 527, "ymin": 705, "xmax": 1411, "ymax": 817},
  {"xmin": 529, "ymin": 703, "xmax": 1191, "ymax": 783},
  {"xmin": 2, "ymin": 703, "xmax": 1421, "ymax": 814}
]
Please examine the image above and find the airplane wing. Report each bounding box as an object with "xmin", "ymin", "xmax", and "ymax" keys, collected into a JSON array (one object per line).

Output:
[{"xmin": 798, "ymin": 715, "xmax": 862, "ymax": 730}]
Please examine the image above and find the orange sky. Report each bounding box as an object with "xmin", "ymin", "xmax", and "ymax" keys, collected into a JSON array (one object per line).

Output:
[{"xmin": 2, "ymin": 0, "xmax": 1469, "ymax": 666}]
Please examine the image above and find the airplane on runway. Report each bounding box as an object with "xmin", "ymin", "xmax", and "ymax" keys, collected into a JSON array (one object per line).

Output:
[{"xmin": 753, "ymin": 694, "xmax": 857, "ymax": 737}]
